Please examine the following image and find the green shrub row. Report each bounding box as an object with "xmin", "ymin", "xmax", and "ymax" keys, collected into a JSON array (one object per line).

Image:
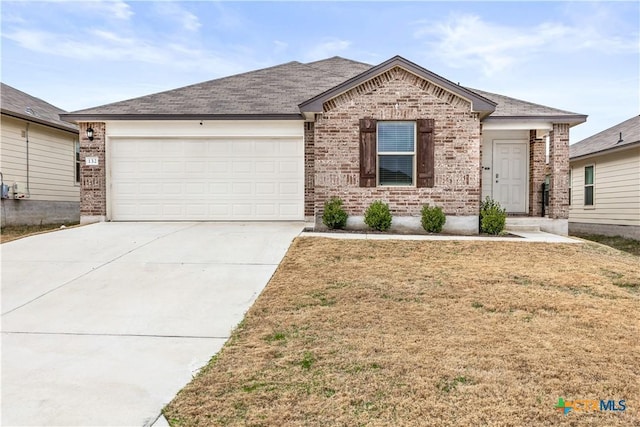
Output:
[{"xmin": 322, "ymin": 198, "xmax": 447, "ymax": 233}]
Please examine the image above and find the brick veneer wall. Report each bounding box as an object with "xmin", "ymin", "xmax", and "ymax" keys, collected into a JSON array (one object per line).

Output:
[
  {"xmin": 529, "ymin": 130, "xmax": 546, "ymax": 216},
  {"xmin": 304, "ymin": 122, "xmax": 315, "ymax": 217},
  {"xmin": 313, "ymin": 67, "xmax": 481, "ymax": 219},
  {"xmin": 79, "ymin": 122, "xmax": 107, "ymax": 219},
  {"xmin": 548, "ymin": 123, "xmax": 570, "ymax": 219}
]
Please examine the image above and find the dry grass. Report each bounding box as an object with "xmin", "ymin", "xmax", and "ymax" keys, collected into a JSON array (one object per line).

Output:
[
  {"xmin": 572, "ymin": 233, "xmax": 640, "ymax": 257},
  {"xmin": 164, "ymin": 238, "xmax": 640, "ymax": 426},
  {"xmin": 0, "ymin": 222, "xmax": 79, "ymax": 243}
]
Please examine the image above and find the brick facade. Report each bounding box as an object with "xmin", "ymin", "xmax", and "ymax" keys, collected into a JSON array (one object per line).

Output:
[
  {"xmin": 304, "ymin": 121, "xmax": 315, "ymax": 217},
  {"xmin": 312, "ymin": 67, "xmax": 481, "ymax": 219},
  {"xmin": 529, "ymin": 130, "xmax": 546, "ymax": 216},
  {"xmin": 78, "ymin": 122, "xmax": 107, "ymax": 219},
  {"xmin": 548, "ymin": 123, "xmax": 570, "ymax": 219}
]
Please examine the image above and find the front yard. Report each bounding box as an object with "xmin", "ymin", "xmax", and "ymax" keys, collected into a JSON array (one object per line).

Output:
[{"xmin": 165, "ymin": 238, "xmax": 639, "ymax": 426}]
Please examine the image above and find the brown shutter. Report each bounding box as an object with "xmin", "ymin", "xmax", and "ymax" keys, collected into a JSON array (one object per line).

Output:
[
  {"xmin": 359, "ymin": 118, "xmax": 377, "ymax": 187},
  {"xmin": 416, "ymin": 118, "xmax": 435, "ymax": 188}
]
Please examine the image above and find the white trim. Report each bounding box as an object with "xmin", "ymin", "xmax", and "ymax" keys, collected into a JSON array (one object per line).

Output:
[
  {"xmin": 376, "ymin": 121, "xmax": 416, "ymax": 187},
  {"xmin": 482, "ymin": 121, "xmax": 553, "ymax": 131}
]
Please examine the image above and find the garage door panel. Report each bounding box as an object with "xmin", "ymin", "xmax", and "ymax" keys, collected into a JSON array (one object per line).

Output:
[{"xmin": 111, "ymin": 138, "xmax": 303, "ymax": 220}]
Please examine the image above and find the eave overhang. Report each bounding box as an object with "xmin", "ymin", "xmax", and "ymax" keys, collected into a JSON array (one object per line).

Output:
[
  {"xmin": 2, "ymin": 109, "xmax": 79, "ymax": 134},
  {"xmin": 570, "ymin": 140, "xmax": 640, "ymax": 162},
  {"xmin": 59, "ymin": 113, "xmax": 304, "ymax": 123}
]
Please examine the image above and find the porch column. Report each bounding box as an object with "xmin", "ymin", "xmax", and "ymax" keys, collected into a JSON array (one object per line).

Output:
[
  {"xmin": 79, "ymin": 122, "xmax": 107, "ymax": 223},
  {"xmin": 548, "ymin": 123, "xmax": 570, "ymax": 219},
  {"xmin": 529, "ymin": 130, "xmax": 545, "ymax": 216}
]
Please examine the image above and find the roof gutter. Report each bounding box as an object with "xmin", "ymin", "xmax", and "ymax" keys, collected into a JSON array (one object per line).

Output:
[
  {"xmin": 1, "ymin": 109, "xmax": 79, "ymax": 134},
  {"xmin": 483, "ymin": 115, "xmax": 588, "ymax": 127},
  {"xmin": 60, "ymin": 113, "xmax": 305, "ymax": 123}
]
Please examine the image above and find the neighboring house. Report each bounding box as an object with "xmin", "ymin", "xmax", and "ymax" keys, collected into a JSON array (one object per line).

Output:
[
  {"xmin": 61, "ymin": 56, "xmax": 586, "ymax": 234},
  {"xmin": 1, "ymin": 83, "xmax": 80, "ymax": 226},
  {"xmin": 569, "ymin": 115, "xmax": 640, "ymax": 239}
]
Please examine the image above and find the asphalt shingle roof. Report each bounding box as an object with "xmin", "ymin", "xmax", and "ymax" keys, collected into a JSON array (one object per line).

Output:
[
  {"xmin": 467, "ymin": 88, "xmax": 583, "ymax": 118},
  {"xmin": 570, "ymin": 115, "xmax": 640, "ymax": 159},
  {"xmin": 64, "ymin": 56, "xmax": 586, "ymax": 122},
  {"xmin": 1, "ymin": 83, "xmax": 78, "ymax": 132},
  {"xmin": 68, "ymin": 57, "xmax": 372, "ymax": 117}
]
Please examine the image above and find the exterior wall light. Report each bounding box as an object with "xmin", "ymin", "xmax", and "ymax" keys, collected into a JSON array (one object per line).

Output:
[{"xmin": 86, "ymin": 127, "xmax": 94, "ymax": 141}]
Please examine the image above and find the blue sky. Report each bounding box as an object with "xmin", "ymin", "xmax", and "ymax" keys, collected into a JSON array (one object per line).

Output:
[{"xmin": 2, "ymin": 1, "xmax": 638, "ymax": 143}]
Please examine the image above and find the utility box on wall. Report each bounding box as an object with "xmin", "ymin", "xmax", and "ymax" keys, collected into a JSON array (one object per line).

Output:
[
  {"xmin": 12, "ymin": 182, "xmax": 28, "ymax": 199},
  {"xmin": 1, "ymin": 184, "xmax": 9, "ymax": 199}
]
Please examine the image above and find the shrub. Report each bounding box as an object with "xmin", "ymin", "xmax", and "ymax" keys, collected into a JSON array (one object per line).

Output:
[
  {"xmin": 421, "ymin": 204, "xmax": 446, "ymax": 233},
  {"xmin": 322, "ymin": 197, "xmax": 348, "ymax": 229},
  {"xmin": 364, "ymin": 200, "xmax": 392, "ymax": 231},
  {"xmin": 480, "ymin": 197, "xmax": 506, "ymax": 235}
]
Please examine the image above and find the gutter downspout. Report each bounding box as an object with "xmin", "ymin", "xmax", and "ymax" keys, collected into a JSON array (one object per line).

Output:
[{"xmin": 25, "ymin": 122, "xmax": 31, "ymax": 197}]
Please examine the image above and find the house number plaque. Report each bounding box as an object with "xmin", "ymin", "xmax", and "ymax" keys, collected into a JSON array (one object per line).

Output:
[{"xmin": 85, "ymin": 157, "xmax": 99, "ymax": 166}]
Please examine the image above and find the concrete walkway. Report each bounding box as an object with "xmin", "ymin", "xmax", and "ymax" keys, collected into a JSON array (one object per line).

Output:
[{"xmin": 1, "ymin": 222, "xmax": 304, "ymax": 426}]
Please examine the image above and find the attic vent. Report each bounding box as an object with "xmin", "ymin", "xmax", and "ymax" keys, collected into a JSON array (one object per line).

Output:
[
  {"xmin": 617, "ymin": 132, "xmax": 623, "ymax": 144},
  {"xmin": 25, "ymin": 107, "xmax": 36, "ymax": 116}
]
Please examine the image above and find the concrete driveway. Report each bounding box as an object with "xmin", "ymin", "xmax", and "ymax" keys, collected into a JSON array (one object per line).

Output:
[{"xmin": 1, "ymin": 222, "xmax": 304, "ymax": 426}]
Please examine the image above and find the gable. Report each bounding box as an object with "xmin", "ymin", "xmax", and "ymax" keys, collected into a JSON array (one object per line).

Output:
[
  {"xmin": 300, "ymin": 56, "xmax": 496, "ymax": 118},
  {"xmin": 322, "ymin": 66, "xmax": 472, "ymax": 114}
]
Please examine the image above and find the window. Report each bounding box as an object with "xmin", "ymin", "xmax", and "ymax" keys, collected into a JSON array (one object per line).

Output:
[
  {"xmin": 568, "ymin": 169, "xmax": 572, "ymax": 206},
  {"xmin": 359, "ymin": 118, "xmax": 434, "ymax": 188},
  {"xmin": 75, "ymin": 140, "xmax": 80, "ymax": 183},
  {"xmin": 377, "ymin": 122, "xmax": 415, "ymax": 186},
  {"xmin": 584, "ymin": 165, "xmax": 594, "ymax": 206}
]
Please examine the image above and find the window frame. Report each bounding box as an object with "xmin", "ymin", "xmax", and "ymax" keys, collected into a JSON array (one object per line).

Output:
[
  {"xmin": 376, "ymin": 121, "xmax": 416, "ymax": 187},
  {"xmin": 74, "ymin": 139, "xmax": 80, "ymax": 184},
  {"xmin": 584, "ymin": 164, "xmax": 594, "ymax": 207}
]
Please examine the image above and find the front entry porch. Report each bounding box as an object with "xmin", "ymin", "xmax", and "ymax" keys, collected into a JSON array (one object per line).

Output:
[{"xmin": 481, "ymin": 124, "xmax": 571, "ymax": 233}]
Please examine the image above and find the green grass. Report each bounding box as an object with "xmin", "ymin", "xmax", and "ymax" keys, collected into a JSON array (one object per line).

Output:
[{"xmin": 572, "ymin": 233, "xmax": 640, "ymax": 256}]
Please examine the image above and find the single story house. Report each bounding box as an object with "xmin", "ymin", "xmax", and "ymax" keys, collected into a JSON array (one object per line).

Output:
[
  {"xmin": 61, "ymin": 56, "xmax": 586, "ymax": 234},
  {"xmin": 569, "ymin": 115, "xmax": 640, "ymax": 239},
  {"xmin": 1, "ymin": 83, "xmax": 80, "ymax": 226}
]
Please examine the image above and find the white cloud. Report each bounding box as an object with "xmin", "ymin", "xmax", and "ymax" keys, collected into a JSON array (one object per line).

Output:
[
  {"xmin": 155, "ymin": 2, "xmax": 201, "ymax": 32},
  {"xmin": 74, "ymin": 0, "xmax": 134, "ymax": 21},
  {"xmin": 305, "ymin": 38, "xmax": 351, "ymax": 61},
  {"xmin": 415, "ymin": 14, "xmax": 639, "ymax": 76}
]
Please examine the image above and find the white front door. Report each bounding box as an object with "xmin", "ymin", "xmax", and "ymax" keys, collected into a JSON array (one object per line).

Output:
[{"xmin": 493, "ymin": 141, "xmax": 528, "ymax": 213}]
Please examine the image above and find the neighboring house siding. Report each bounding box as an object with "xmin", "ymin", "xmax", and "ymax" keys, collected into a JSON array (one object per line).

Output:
[
  {"xmin": 1, "ymin": 115, "xmax": 79, "ymax": 202},
  {"xmin": 314, "ymin": 67, "xmax": 481, "ymax": 219},
  {"xmin": 569, "ymin": 147, "xmax": 640, "ymax": 227}
]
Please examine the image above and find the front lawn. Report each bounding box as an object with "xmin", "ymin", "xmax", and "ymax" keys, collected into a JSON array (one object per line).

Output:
[{"xmin": 165, "ymin": 238, "xmax": 639, "ymax": 426}]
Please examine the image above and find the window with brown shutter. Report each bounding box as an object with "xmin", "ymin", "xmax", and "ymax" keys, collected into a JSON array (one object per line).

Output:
[
  {"xmin": 416, "ymin": 118, "xmax": 435, "ymax": 188},
  {"xmin": 359, "ymin": 118, "xmax": 377, "ymax": 187},
  {"xmin": 359, "ymin": 118, "xmax": 435, "ymax": 188}
]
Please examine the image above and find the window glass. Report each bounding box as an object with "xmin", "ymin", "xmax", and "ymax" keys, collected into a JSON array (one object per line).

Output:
[
  {"xmin": 379, "ymin": 156, "xmax": 413, "ymax": 185},
  {"xmin": 378, "ymin": 122, "xmax": 414, "ymax": 152},
  {"xmin": 585, "ymin": 165, "xmax": 594, "ymax": 185},
  {"xmin": 584, "ymin": 165, "xmax": 594, "ymax": 205}
]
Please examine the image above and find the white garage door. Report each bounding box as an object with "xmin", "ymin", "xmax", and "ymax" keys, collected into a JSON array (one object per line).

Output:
[{"xmin": 110, "ymin": 138, "xmax": 304, "ymax": 221}]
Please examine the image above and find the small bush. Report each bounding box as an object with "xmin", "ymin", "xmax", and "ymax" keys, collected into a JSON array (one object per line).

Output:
[
  {"xmin": 421, "ymin": 205, "xmax": 446, "ymax": 233},
  {"xmin": 322, "ymin": 197, "xmax": 348, "ymax": 229},
  {"xmin": 364, "ymin": 200, "xmax": 392, "ymax": 231},
  {"xmin": 480, "ymin": 197, "xmax": 506, "ymax": 235}
]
